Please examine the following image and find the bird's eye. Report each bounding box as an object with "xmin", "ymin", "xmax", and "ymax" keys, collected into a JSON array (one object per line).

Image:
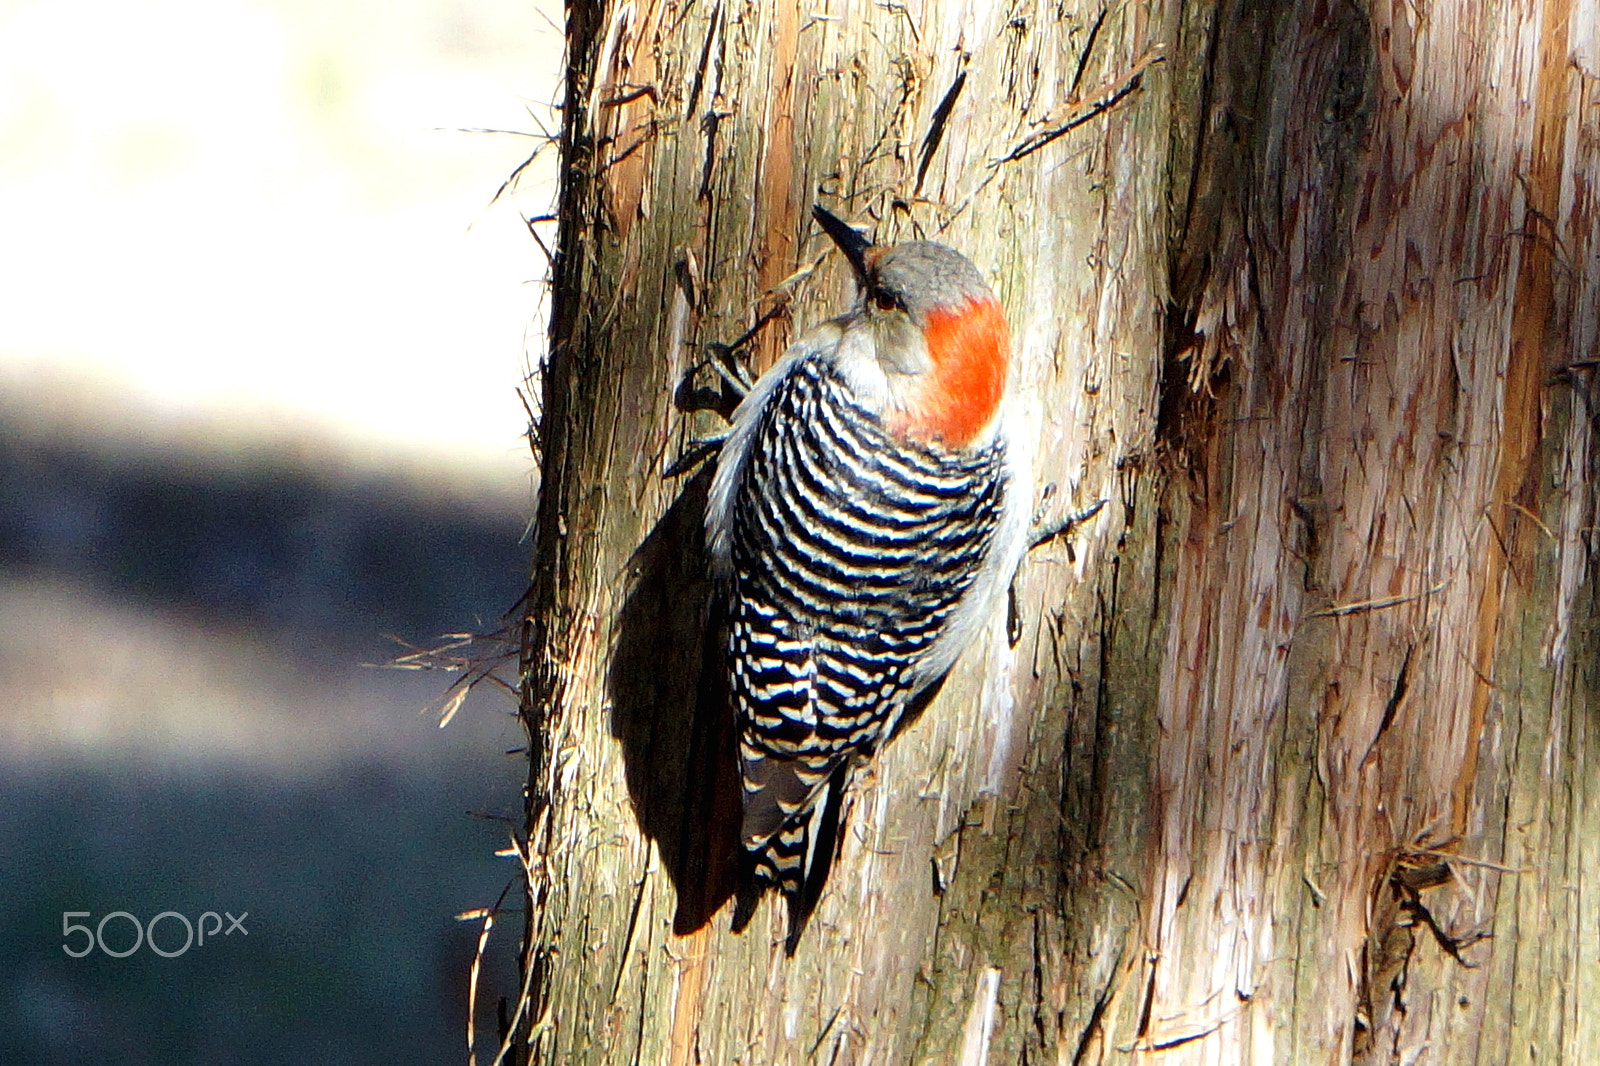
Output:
[{"xmin": 871, "ymin": 288, "xmax": 900, "ymax": 312}]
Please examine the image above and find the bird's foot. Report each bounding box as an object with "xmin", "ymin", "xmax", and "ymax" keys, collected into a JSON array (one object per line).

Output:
[
  {"xmin": 664, "ymin": 433, "xmax": 728, "ymax": 477},
  {"xmin": 1029, "ymin": 498, "xmax": 1108, "ymax": 551},
  {"xmin": 1007, "ymin": 496, "xmax": 1107, "ymax": 647}
]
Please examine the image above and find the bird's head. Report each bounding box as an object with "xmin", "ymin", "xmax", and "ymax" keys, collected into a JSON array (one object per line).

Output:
[{"xmin": 813, "ymin": 204, "xmax": 1011, "ymax": 449}]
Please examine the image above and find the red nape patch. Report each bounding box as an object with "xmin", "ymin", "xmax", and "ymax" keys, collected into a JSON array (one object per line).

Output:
[{"xmin": 892, "ymin": 296, "xmax": 1010, "ymax": 448}]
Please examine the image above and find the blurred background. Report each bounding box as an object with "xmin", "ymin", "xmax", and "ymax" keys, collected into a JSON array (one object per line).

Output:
[{"xmin": 0, "ymin": 1, "xmax": 558, "ymax": 1060}]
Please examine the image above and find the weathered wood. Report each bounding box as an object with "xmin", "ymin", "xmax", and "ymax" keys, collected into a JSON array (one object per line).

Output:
[
  {"xmin": 508, "ymin": 0, "xmax": 1600, "ymax": 1063},
  {"xmin": 1146, "ymin": 0, "xmax": 1599, "ymax": 1062}
]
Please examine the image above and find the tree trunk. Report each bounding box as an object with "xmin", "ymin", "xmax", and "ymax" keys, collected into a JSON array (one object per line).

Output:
[{"xmin": 507, "ymin": 0, "xmax": 1599, "ymax": 1063}]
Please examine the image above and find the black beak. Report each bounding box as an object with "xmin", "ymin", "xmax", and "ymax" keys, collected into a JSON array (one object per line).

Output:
[{"xmin": 812, "ymin": 204, "xmax": 873, "ymax": 283}]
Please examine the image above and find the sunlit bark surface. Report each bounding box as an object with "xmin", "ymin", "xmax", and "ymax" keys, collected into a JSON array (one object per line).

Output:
[{"xmin": 511, "ymin": 1, "xmax": 1599, "ymax": 1063}]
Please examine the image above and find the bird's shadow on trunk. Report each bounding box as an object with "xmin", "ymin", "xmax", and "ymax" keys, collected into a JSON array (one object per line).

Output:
[{"xmin": 605, "ymin": 468, "xmax": 741, "ymax": 934}]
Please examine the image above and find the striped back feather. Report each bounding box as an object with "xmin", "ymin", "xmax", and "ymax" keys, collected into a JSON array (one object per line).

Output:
[{"xmin": 725, "ymin": 352, "xmax": 1006, "ymax": 949}]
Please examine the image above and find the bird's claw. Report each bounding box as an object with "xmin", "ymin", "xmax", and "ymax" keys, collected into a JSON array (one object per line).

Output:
[
  {"xmin": 1028, "ymin": 498, "xmax": 1108, "ymax": 551},
  {"xmin": 665, "ymin": 434, "xmax": 727, "ymax": 478}
]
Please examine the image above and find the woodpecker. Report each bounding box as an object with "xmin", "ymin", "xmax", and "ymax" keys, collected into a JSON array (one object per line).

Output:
[{"xmin": 705, "ymin": 205, "xmax": 1030, "ymax": 953}]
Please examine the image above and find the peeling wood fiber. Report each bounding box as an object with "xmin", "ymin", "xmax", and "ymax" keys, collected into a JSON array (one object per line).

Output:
[{"xmin": 1149, "ymin": 0, "xmax": 1600, "ymax": 1061}]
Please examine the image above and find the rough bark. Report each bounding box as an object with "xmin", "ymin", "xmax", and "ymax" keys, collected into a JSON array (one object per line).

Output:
[
  {"xmin": 1150, "ymin": 1, "xmax": 1600, "ymax": 1061},
  {"xmin": 507, "ymin": 0, "xmax": 1599, "ymax": 1063}
]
